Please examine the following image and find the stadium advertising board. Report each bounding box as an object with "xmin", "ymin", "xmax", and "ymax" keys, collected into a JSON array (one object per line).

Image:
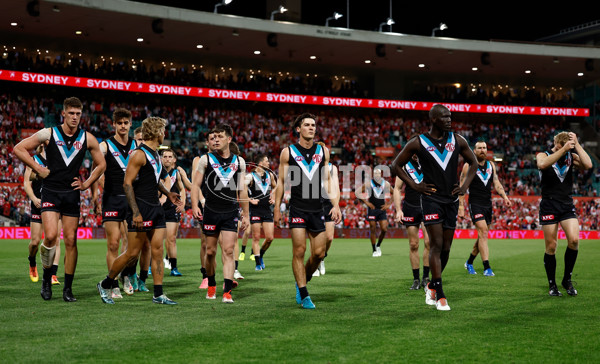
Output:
[{"xmin": 0, "ymin": 70, "xmax": 589, "ymax": 116}]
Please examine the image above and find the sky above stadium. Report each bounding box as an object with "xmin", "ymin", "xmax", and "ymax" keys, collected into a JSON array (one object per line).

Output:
[{"xmin": 134, "ymin": 1, "xmax": 594, "ymax": 42}]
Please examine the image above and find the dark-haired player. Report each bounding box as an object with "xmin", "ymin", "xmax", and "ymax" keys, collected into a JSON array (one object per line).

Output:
[
  {"xmin": 14, "ymin": 96, "xmax": 106, "ymax": 302},
  {"xmin": 392, "ymin": 104, "xmax": 477, "ymax": 311},
  {"xmin": 274, "ymin": 113, "xmax": 342, "ymax": 309}
]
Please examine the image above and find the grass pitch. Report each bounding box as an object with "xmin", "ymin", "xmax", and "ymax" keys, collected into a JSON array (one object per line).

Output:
[{"xmin": 1, "ymin": 237, "xmax": 598, "ymax": 363}]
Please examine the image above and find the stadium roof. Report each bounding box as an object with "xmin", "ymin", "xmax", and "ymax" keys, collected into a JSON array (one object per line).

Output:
[{"xmin": 1, "ymin": 0, "xmax": 600, "ymax": 88}]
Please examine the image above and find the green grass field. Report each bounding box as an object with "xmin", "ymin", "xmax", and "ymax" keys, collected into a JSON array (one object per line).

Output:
[{"xmin": 1, "ymin": 237, "xmax": 598, "ymax": 363}]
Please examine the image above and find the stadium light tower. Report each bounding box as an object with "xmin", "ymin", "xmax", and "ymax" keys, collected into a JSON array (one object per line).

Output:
[
  {"xmin": 214, "ymin": 0, "xmax": 233, "ymax": 13},
  {"xmin": 270, "ymin": 5, "xmax": 288, "ymax": 20},
  {"xmin": 378, "ymin": 17, "xmax": 395, "ymax": 32},
  {"xmin": 325, "ymin": 12, "xmax": 343, "ymax": 27},
  {"xmin": 431, "ymin": 22, "xmax": 448, "ymax": 36}
]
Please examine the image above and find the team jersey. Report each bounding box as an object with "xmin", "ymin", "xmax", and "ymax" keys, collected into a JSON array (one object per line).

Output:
[
  {"xmin": 43, "ymin": 126, "xmax": 87, "ymax": 191},
  {"xmin": 403, "ymin": 160, "xmax": 423, "ymax": 205},
  {"xmin": 416, "ymin": 131, "xmax": 461, "ymax": 203},
  {"xmin": 204, "ymin": 152, "xmax": 241, "ymax": 213},
  {"xmin": 32, "ymin": 154, "xmax": 47, "ymax": 199},
  {"xmin": 288, "ymin": 142, "xmax": 325, "ymax": 212},
  {"xmin": 539, "ymin": 150, "xmax": 574, "ymax": 204},
  {"xmin": 367, "ymin": 179, "xmax": 387, "ymax": 209},
  {"xmin": 132, "ymin": 144, "xmax": 164, "ymax": 204},
  {"xmin": 103, "ymin": 136, "xmax": 137, "ymax": 196},
  {"xmin": 249, "ymin": 170, "xmax": 272, "ymax": 209},
  {"xmin": 162, "ymin": 167, "xmax": 180, "ymax": 210},
  {"xmin": 469, "ymin": 160, "xmax": 494, "ymax": 206}
]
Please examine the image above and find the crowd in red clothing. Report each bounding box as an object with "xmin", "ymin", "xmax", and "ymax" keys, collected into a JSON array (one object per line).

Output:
[{"xmin": 1, "ymin": 89, "xmax": 598, "ymax": 230}]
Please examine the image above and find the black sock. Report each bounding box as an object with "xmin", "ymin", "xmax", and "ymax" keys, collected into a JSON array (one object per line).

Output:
[
  {"xmin": 121, "ymin": 266, "xmax": 130, "ymax": 277},
  {"xmin": 432, "ymin": 278, "xmax": 445, "ymax": 299},
  {"xmin": 169, "ymin": 258, "xmax": 177, "ymax": 269},
  {"xmin": 241, "ymin": 245, "xmax": 246, "ymax": 253},
  {"xmin": 260, "ymin": 249, "xmax": 266, "ymax": 258},
  {"xmin": 299, "ymin": 286, "xmax": 309, "ymax": 300},
  {"xmin": 139, "ymin": 270, "xmax": 148, "ymax": 282},
  {"xmin": 255, "ymin": 256, "xmax": 261, "ymax": 267},
  {"xmin": 467, "ymin": 253, "xmax": 476, "ymax": 265},
  {"xmin": 208, "ymin": 275, "xmax": 216, "ymax": 287},
  {"xmin": 412, "ymin": 268, "xmax": 420, "ymax": 280},
  {"xmin": 371, "ymin": 244, "xmax": 377, "ymax": 252},
  {"xmin": 483, "ymin": 260, "xmax": 491, "ymax": 270},
  {"xmin": 43, "ymin": 267, "xmax": 52, "ymax": 281},
  {"xmin": 28, "ymin": 255, "xmax": 36, "ymax": 267},
  {"xmin": 101, "ymin": 276, "xmax": 113, "ymax": 289},
  {"xmin": 563, "ymin": 248, "xmax": 578, "ymax": 283},
  {"xmin": 111, "ymin": 278, "xmax": 119, "ymax": 288},
  {"xmin": 154, "ymin": 284, "xmax": 163, "ymax": 297},
  {"xmin": 377, "ymin": 234, "xmax": 385, "ymax": 247},
  {"xmin": 224, "ymin": 279, "xmax": 233, "ymax": 292},
  {"xmin": 200, "ymin": 267, "xmax": 207, "ymax": 279},
  {"xmin": 235, "ymin": 260, "xmax": 238, "ymax": 270},
  {"xmin": 440, "ymin": 250, "xmax": 450, "ymax": 272},
  {"xmin": 544, "ymin": 253, "xmax": 557, "ymax": 286},
  {"xmin": 165, "ymin": 253, "xmax": 168, "ymax": 260},
  {"xmin": 423, "ymin": 266, "xmax": 430, "ymax": 279},
  {"xmin": 306, "ymin": 270, "xmax": 313, "ymax": 283},
  {"xmin": 64, "ymin": 273, "xmax": 74, "ymax": 289},
  {"xmin": 51, "ymin": 264, "xmax": 58, "ymax": 276}
]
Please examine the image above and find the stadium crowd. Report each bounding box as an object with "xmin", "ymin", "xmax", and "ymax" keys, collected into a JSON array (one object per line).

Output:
[
  {"xmin": 1, "ymin": 64, "xmax": 598, "ymax": 230},
  {"xmin": 1, "ymin": 48, "xmax": 586, "ymax": 108}
]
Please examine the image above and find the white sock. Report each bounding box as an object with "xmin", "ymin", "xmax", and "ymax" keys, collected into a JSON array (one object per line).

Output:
[{"xmin": 39, "ymin": 243, "xmax": 56, "ymax": 268}]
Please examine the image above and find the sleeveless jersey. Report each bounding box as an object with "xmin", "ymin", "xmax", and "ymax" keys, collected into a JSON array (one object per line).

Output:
[
  {"xmin": 288, "ymin": 143, "xmax": 325, "ymax": 212},
  {"xmin": 250, "ymin": 170, "xmax": 272, "ymax": 209},
  {"xmin": 204, "ymin": 152, "xmax": 241, "ymax": 213},
  {"xmin": 32, "ymin": 154, "xmax": 47, "ymax": 199},
  {"xmin": 133, "ymin": 144, "xmax": 163, "ymax": 204},
  {"xmin": 539, "ymin": 150, "xmax": 574, "ymax": 204},
  {"xmin": 468, "ymin": 160, "xmax": 494, "ymax": 206},
  {"xmin": 416, "ymin": 132, "xmax": 461, "ymax": 203},
  {"xmin": 403, "ymin": 160, "xmax": 423, "ymax": 205},
  {"xmin": 44, "ymin": 126, "xmax": 87, "ymax": 191},
  {"xmin": 368, "ymin": 179, "xmax": 386, "ymax": 209},
  {"xmin": 162, "ymin": 167, "xmax": 180, "ymax": 210},
  {"xmin": 104, "ymin": 136, "xmax": 137, "ymax": 196}
]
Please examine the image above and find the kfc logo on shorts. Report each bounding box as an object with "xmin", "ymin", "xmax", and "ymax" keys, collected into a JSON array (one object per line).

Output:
[
  {"xmin": 74, "ymin": 141, "xmax": 83, "ymax": 150},
  {"xmin": 104, "ymin": 211, "xmax": 118, "ymax": 217},
  {"xmin": 295, "ymin": 156, "xmax": 304, "ymax": 162},
  {"xmin": 251, "ymin": 216, "xmax": 261, "ymax": 221},
  {"xmin": 367, "ymin": 216, "xmax": 376, "ymax": 220},
  {"xmin": 291, "ymin": 217, "xmax": 305, "ymax": 223},
  {"xmin": 445, "ymin": 143, "xmax": 455, "ymax": 152},
  {"xmin": 542, "ymin": 215, "xmax": 555, "ymax": 221},
  {"xmin": 32, "ymin": 214, "xmax": 41, "ymax": 220},
  {"xmin": 474, "ymin": 214, "xmax": 483, "ymax": 219},
  {"xmin": 402, "ymin": 216, "xmax": 414, "ymax": 222},
  {"xmin": 42, "ymin": 202, "xmax": 55, "ymax": 208},
  {"xmin": 425, "ymin": 214, "xmax": 439, "ymax": 221},
  {"xmin": 312, "ymin": 155, "xmax": 322, "ymax": 163},
  {"xmin": 204, "ymin": 224, "xmax": 216, "ymax": 231},
  {"xmin": 143, "ymin": 221, "xmax": 153, "ymax": 227}
]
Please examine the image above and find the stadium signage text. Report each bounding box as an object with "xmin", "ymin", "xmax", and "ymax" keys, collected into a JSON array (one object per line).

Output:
[{"xmin": 0, "ymin": 70, "xmax": 589, "ymax": 117}]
